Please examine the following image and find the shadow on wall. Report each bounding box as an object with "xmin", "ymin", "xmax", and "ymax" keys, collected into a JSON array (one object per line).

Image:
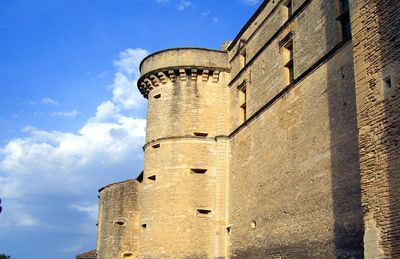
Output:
[
  {"xmin": 377, "ymin": 0, "xmax": 400, "ymax": 255},
  {"xmin": 325, "ymin": 0, "xmax": 364, "ymax": 257}
]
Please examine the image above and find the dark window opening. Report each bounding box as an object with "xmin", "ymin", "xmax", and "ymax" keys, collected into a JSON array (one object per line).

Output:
[
  {"xmin": 152, "ymin": 143, "xmax": 160, "ymax": 149},
  {"xmin": 239, "ymin": 84, "xmax": 247, "ymax": 123},
  {"xmin": 282, "ymin": 38, "xmax": 294, "ymax": 85},
  {"xmin": 384, "ymin": 76, "xmax": 392, "ymax": 89},
  {"xmin": 148, "ymin": 175, "xmax": 156, "ymax": 181},
  {"xmin": 153, "ymin": 93, "xmax": 161, "ymax": 99},
  {"xmin": 197, "ymin": 209, "xmax": 212, "ymax": 216},
  {"xmin": 191, "ymin": 168, "xmax": 207, "ymax": 174},
  {"xmin": 141, "ymin": 224, "xmax": 147, "ymax": 230},
  {"xmin": 123, "ymin": 252, "xmax": 133, "ymax": 258},
  {"xmin": 194, "ymin": 132, "xmax": 208, "ymax": 137},
  {"xmin": 227, "ymin": 226, "xmax": 232, "ymax": 235},
  {"xmin": 337, "ymin": 0, "xmax": 352, "ymax": 42},
  {"xmin": 114, "ymin": 220, "xmax": 125, "ymax": 226}
]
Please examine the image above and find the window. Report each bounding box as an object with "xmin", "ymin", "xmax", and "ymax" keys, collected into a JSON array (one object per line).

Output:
[
  {"xmin": 193, "ymin": 132, "xmax": 208, "ymax": 137},
  {"xmin": 147, "ymin": 175, "xmax": 156, "ymax": 181},
  {"xmin": 141, "ymin": 224, "xmax": 147, "ymax": 230},
  {"xmin": 153, "ymin": 93, "xmax": 161, "ymax": 99},
  {"xmin": 337, "ymin": 0, "xmax": 351, "ymax": 42},
  {"xmin": 282, "ymin": 0, "xmax": 293, "ymax": 22},
  {"xmin": 382, "ymin": 75, "xmax": 396, "ymax": 99},
  {"xmin": 281, "ymin": 37, "xmax": 294, "ymax": 86},
  {"xmin": 196, "ymin": 209, "xmax": 212, "ymax": 217},
  {"xmin": 123, "ymin": 252, "xmax": 133, "ymax": 258},
  {"xmin": 152, "ymin": 143, "xmax": 160, "ymax": 149},
  {"xmin": 191, "ymin": 168, "xmax": 207, "ymax": 174},
  {"xmin": 239, "ymin": 83, "xmax": 247, "ymax": 123},
  {"xmin": 240, "ymin": 50, "xmax": 247, "ymax": 69}
]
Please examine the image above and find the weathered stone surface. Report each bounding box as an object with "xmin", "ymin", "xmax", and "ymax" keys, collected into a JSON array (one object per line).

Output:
[
  {"xmin": 93, "ymin": 0, "xmax": 399, "ymax": 258},
  {"xmin": 97, "ymin": 180, "xmax": 140, "ymax": 259}
]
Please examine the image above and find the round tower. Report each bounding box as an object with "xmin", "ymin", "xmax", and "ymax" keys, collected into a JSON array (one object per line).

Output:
[
  {"xmin": 96, "ymin": 179, "xmax": 141, "ymax": 259},
  {"xmin": 137, "ymin": 48, "xmax": 230, "ymax": 258}
]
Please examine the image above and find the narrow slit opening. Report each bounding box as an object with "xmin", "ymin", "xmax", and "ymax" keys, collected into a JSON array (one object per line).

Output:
[
  {"xmin": 194, "ymin": 132, "xmax": 208, "ymax": 137},
  {"xmin": 197, "ymin": 209, "xmax": 212, "ymax": 216},
  {"xmin": 148, "ymin": 175, "xmax": 156, "ymax": 181},
  {"xmin": 154, "ymin": 93, "xmax": 161, "ymax": 99},
  {"xmin": 191, "ymin": 168, "xmax": 207, "ymax": 174},
  {"xmin": 152, "ymin": 143, "xmax": 160, "ymax": 149},
  {"xmin": 123, "ymin": 252, "xmax": 133, "ymax": 258},
  {"xmin": 384, "ymin": 76, "xmax": 392, "ymax": 89}
]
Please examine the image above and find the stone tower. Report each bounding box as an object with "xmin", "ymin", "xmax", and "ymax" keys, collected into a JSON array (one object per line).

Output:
[{"xmin": 137, "ymin": 48, "xmax": 230, "ymax": 258}]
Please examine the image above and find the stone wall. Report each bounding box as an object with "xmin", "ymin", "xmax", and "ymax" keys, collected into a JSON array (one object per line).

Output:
[
  {"xmin": 96, "ymin": 180, "xmax": 141, "ymax": 259},
  {"xmin": 351, "ymin": 0, "xmax": 400, "ymax": 257},
  {"xmin": 227, "ymin": 0, "xmax": 364, "ymax": 258}
]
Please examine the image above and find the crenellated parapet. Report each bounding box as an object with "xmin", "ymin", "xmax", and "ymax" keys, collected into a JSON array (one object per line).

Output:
[
  {"xmin": 137, "ymin": 48, "xmax": 229, "ymax": 98},
  {"xmin": 138, "ymin": 67, "xmax": 224, "ymax": 98}
]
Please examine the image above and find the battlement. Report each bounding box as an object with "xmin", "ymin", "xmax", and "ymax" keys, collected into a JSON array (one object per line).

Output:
[{"xmin": 137, "ymin": 48, "xmax": 229, "ymax": 98}]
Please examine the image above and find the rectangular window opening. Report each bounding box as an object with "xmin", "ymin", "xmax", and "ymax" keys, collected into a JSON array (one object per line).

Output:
[
  {"xmin": 240, "ymin": 50, "xmax": 247, "ymax": 69},
  {"xmin": 337, "ymin": 0, "xmax": 351, "ymax": 42},
  {"xmin": 152, "ymin": 143, "xmax": 160, "ymax": 149},
  {"xmin": 148, "ymin": 175, "xmax": 156, "ymax": 181},
  {"xmin": 123, "ymin": 252, "xmax": 133, "ymax": 258},
  {"xmin": 197, "ymin": 209, "xmax": 212, "ymax": 216},
  {"xmin": 141, "ymin": 224, "xmax": 147, "ymax": 230},
  {"xmin": 384, "ymin": 76, "xmax": 392, "ymax": 89},
  {"xmin": 227, "ymin": 226, "xmax": 232, "ymax": 235},
  {"xmin": 193, "ymin": 132, "xmax": 209, "ymax": 137},
  {"xmin": 191, "ymin": 168, "xmax": 207, "ymax": 174},
  {"xmin": 281, "ymin": 38, "xmax": 294, "ymax": 86},
  {"xmin": 283, "ymin": 0, "xmax": 293, "ymax": 22},
  {"xmin": 114, "ymin": 221, "xmax": 125, "ymax": 226},
  {"xmin": 239, "ymin": 84, "xmax": 247, "ymax": 124},
  {"xmin": 153, "ymin": 93, "xmax": 161, "ymax": 99}
]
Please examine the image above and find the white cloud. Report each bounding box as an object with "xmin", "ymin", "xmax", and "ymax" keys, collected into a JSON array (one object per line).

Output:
[
  {"xmin": 0, "ymin": 48, "xmax": 148, "ymax": 233},
  {"xmin": 212, "ymin": 17, "xmax": 219, "ymax": 23},
  {"xmin": 51, "ymin": 110, "xmax": 80, "ymax": 118},
  {"xmin": 41, "ymin": 98, "xmax": 59, "ymax": 106},
  {"xmin": 71, "ymin": 203, "xmax": 98, "ymax": 221},
  {"xmin": 239, "ymin": 0, "xmax": 260, "ymax": 5},
  {"xmin": 156, "ymin": 0, "xmax": 169, "ymax": 3},
  {"xmin": 177, "ymin": 0, "xmax": 192, "ymax": 11},
  {"xmin": 111, "ymin": 48, "xmax": 149, "ymax": 109}
]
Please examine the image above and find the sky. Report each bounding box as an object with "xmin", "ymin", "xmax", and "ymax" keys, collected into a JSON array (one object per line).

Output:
[{"xmin": 0, "ymin": 0, "xmax": 260, "ymax": 258}]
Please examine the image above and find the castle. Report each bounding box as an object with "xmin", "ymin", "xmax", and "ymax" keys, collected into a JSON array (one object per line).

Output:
[{"xmin": 86, "ymin": 0, "xmax": 400, "ymax": 258}]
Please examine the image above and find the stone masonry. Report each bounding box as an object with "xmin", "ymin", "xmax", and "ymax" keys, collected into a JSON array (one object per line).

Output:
[{"xmin": 91, "ymin": 0, "xmax": 399, "ymax": 258}]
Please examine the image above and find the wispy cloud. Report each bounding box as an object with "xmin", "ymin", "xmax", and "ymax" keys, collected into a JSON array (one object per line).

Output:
[
  {"xmin": 71, "ymin": 203, "xmax": 98, "ymax": 221},
  {"xmin": 51, "ymin": 110, "xmax": 80, "ymax": 119},
  {"xmin": 177, "ymin": 0, "xmax": 192, "ymax": 11},
  {"xmin": 41, "ymin": 98, "xmax": 59, "ymax": 106}
]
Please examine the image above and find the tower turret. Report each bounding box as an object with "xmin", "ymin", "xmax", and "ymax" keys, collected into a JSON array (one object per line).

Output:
[{"xmin": 137, "ymin": 48, "xmax": 230, "ymax": 258}]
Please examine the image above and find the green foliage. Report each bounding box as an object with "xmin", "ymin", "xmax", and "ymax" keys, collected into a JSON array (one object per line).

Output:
[{"xmin": 0, "ymin": 254, "xmax": 11, "ymax": 259}]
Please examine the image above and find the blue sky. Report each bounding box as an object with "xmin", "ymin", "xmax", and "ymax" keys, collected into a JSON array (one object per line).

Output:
[{"xmin": 0, "ymin": 0, "xmax": 260, "ymax": 258}]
